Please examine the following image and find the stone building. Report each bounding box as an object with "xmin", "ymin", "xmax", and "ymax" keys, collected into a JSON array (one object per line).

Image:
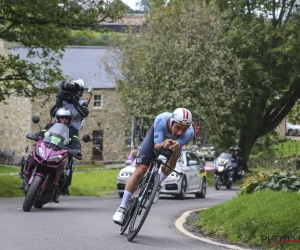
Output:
[{"xmin": 0, "ymin": 44, "xmax": 132, "ymax": 163}]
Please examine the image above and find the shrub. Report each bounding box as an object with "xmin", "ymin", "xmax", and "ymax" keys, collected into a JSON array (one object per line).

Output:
[{"xmin": 239, "ymin": 170, "xmax": 300, "ymax": 195}]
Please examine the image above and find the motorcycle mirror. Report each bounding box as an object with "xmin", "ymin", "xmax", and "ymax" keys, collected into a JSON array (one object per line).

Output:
[
  {"xmin": 82, "ymin": 135, "xmax": 91, "ymax": 143},
  {"xmin": 32, "ymin": 116, "xmax": 40, "ymax": 124}
]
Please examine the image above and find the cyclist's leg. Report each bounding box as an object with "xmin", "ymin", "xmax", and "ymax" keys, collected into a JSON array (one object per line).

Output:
[{"xmin": 113, "ymin": 124, "xmax": 155, "ymax": 225}]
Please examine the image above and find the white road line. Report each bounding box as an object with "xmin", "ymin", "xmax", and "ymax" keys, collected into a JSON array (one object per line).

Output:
[{"xmin": 175, "ymin": 209, "xmax": 251, "ymax": 250}]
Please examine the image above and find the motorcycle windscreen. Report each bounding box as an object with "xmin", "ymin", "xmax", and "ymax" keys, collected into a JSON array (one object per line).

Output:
[
  {"xmin": 43, "ymin": 123, "xmax": 70, "ymax": 148},
  {"xmin": 217, "ymin": 152, "xmax": 232, "ymax": 165}
]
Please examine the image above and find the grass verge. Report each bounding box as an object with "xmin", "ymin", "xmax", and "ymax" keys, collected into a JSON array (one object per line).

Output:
[
  {"xmin": 74, "ymin": 164, "xmax": 105, "ymax": 171},
  {"xmin": 194, "ymin": 190, "xmax": 300, "ymax": 250},
  {"xmin": 0, "ymin": 165, "xmax": 19, "ymax": 173},
  {"xmin": 0, "ymin": 169, "xmax": 119, "ymax": 198}
]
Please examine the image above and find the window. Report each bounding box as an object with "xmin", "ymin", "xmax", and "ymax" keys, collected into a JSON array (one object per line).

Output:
[{"xmin": 94, "ymin": 94, "xmax": 102, "ymax": 107}]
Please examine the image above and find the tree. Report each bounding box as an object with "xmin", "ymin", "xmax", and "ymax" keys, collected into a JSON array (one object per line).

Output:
[
  {"xmin": 107, "ymin": 0, "xmax": 300, "ymax": 171},
  {"xmin": 136, "ymin": 0, "xmax": 151, "ymax": 12},
  {"xmin": 0, "ymin": 0, "xmax": 128, "ymax": 101},
  {"xmin": 211, "ymin": 0, "xmax": 300, "ymax": 170},
  {"xmin": 105, "ymin": 1, "xmax": 245, "ymax": 153}
]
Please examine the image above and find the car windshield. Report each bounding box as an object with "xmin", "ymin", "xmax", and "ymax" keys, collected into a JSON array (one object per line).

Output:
[{"xmin": 43, "ymin": 123, "xmax": 69, "ymax": 148}]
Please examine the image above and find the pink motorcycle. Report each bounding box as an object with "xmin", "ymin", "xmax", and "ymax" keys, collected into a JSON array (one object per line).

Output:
[{"xmin": 20, "ymin": 116, "xmax": 90, "ymax": 211}]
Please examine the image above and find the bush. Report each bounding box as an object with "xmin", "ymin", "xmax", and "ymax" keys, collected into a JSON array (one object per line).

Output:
[
  {"xmin": 239, "ymin": 170, "xmax": 300, "ymax": 195},
  {"xmin": 67, "ymin": 30, "xmax": 125, "ymax": 46}
]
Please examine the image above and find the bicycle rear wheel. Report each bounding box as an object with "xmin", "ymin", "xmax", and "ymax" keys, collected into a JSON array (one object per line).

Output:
[{"xmin": 127, "ymin": 173, "xmax": 160, "ymax": 242}]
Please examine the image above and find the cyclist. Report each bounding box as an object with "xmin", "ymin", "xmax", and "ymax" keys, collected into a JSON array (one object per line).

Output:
[{"xmin": 113, "ymin": 108, "xmax": 194, "ymax": 225}]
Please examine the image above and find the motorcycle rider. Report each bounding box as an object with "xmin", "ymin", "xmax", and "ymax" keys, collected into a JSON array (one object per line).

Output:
[
  {"xmin": 214, "ymin": 146, "xmax": 236, "ymax": 178},
  {"xmin": 112, "ymin": 108, "xmax": 194, "ymax": 225},
  {"xmin": 50, "ymin": 79, "xmax": 89, "ymax": 132},
  {"xmin": 234, "ymin": 147, "xmax": 243, "ymax": 181},
  {"xmin": 20, "ymin": 108, "xmax": 80, "ymax": 203}
]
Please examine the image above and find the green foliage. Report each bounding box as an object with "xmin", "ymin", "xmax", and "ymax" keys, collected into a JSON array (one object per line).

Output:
[
  {"xmin": 0, "ymin": 0, "xmax": 128, "ymax": 101},
  {"xmin": 68, "ymin": 31, "xmax": 125, "ymax": 46},
  {"xmin": 212, "ymin": 0, "xmax": 300, "ymax": 169},
  {"xmin": 239, "ymin": 170, "xmax": 300, "ymax": 195},
  {"xmin": 106, "ymin": 0, "xmax": 245, "ymax": 151},
  {"xmin": 196, "ymin": 190, "xmax": 300, "ymax": 249}
]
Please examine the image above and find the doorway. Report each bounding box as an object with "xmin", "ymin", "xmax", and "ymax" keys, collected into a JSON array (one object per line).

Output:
[{"xmin": 92, "ymin": 130, "xmax": 103, "ymax": 160}]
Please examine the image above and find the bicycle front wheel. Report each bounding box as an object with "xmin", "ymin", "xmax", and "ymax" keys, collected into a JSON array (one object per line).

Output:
[
  {"xmin": 119, "ymin": 198, "xmax": 135, "ymax": 235},
  {"xmin": 127, "ymin": 173, "xmax": 160, "ymax": 242}
]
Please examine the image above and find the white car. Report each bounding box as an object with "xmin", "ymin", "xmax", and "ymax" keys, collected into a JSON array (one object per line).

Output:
[
  {"xmin": 286, "ymin": 121, "xmax": 300, "ymax": 136},
  {"xmin": 116, "ymin": 149, "xmax": 207, "ymax": 200}
]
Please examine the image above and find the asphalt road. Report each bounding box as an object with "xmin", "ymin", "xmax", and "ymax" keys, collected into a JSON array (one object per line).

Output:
[{"xmin": 0, "ymin": 187, "xmax": 237, "ymax": 250}]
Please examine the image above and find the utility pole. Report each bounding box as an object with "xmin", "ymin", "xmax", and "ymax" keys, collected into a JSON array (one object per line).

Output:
[{"xmin": 130, "ymin": 116, "xmax": 135, "ymax": 150}]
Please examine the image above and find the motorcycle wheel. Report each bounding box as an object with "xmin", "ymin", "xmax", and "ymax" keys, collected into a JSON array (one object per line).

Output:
[
  {"xmin": 215, "ymin": 177, "xmax": 221, "ymax": 190},
  {"xmin": 33, "ymin": 200, "xmax": 44, "ymax": 208},
  {"xmin": 226, "ymin": 182, "xmax": 232, "ymax": 189},
  {"xmin": 22, "ymin": 175, "xmax": 43, "ymax": 212}
]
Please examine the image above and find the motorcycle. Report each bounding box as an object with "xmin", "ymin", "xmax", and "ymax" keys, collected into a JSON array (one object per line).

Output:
[
  {"xmin": 20, "ymin": 116, "xmax": 90, "ymax": 212},
  {"xmin": 214, "ymin": 152, "xmax": 236, "ymax": 190}
]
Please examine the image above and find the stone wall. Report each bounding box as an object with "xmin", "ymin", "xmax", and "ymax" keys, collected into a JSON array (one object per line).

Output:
[
  {"xmin": 0, "ymin": 89, "xmax": 132, "ymax": 162},
  {"xmin": 79, "ymin": 89, "xmax": 132, "ymax": 162},
  {"xmin": 0, "ymin": 97, "xmax": 32, "ymax": 155}
]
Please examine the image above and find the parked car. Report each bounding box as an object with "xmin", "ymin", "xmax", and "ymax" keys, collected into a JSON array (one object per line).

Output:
[
  {"xmin": 195, "ymin": 143, "xmax": 215, "ymax": 161},
  {"xmin": 286, "ymin": 121, "xmax": 300, "ymax": 136},
  {"xmin": 116, "ymin": 149, "xmax": 207, "ymax": 200}
]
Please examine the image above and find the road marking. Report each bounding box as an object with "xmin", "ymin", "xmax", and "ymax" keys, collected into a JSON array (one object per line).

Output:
[
  {"xmin": 206, "ymin": 193, "xmax": 236, "ymax": 197},
  {"xmin": 175, "ymin": 209, "xmax": 251, "ymax": 250}
]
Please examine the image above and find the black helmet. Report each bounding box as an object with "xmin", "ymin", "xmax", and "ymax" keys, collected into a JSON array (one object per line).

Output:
[
  {"xmin": 234, "ymin": 147, "xmax": 241, "ymax": 152},
  {"xmin": 229, "ymin": 146, "xmax": 235, "ymax": 152}
]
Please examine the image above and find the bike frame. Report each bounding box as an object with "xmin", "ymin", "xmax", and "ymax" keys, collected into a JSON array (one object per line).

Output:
[{"xmin": 120, "ymin": 152, "xmax": 183, "ymax": 241}]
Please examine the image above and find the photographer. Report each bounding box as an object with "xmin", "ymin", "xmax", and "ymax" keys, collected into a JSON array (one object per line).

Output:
[{"xmin": 50, "ymin": 79, "xmax": 89, "ymax": 132}]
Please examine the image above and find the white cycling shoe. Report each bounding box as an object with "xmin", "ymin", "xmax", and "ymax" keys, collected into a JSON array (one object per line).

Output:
[{"xmin": 112, "ymin": 207, "xmax": 126, "ymax": 225}]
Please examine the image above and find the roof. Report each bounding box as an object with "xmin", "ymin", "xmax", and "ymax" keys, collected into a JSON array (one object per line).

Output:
[{"xmin": 8, "ymin": 46, "xmax": 117, "ymax": 89}]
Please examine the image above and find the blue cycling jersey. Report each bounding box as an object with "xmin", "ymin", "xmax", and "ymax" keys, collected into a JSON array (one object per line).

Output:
[{"xmin": 153, "ymin": 112, "xmax": 194, "ymax": 149}]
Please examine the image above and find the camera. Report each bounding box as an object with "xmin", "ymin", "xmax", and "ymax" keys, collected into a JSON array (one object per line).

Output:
[{"xmin": 58, "ymin": 81, "xmax": 75, "ymax": 101}]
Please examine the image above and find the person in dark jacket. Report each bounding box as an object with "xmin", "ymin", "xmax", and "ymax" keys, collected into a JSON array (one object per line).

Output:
[
  {"xmin": 20, "ymin": 108, "xmax": 80, "ymax": 203},
  {"xmin": 50, "ymin": 79, "xmax": 89, "ymax": 132}
]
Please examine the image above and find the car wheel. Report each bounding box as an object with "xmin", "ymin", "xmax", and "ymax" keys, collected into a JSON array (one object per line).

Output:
[
  {"xmin": 287, "ymin": 129, "xmax": 294, "ymax": 136},
  {"xmin": 195, "ymin": 177, "xmax": 206, "ymax": 198},
  {"xmin": 118, "ymin": 192, "xmax": 123, "ymax": 198},
  {"xmin": 175, "ymin": 176, "xmax": 187, "ymax": 200}
]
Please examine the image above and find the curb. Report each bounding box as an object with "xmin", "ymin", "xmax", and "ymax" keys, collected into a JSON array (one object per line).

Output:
[{"xmin": 175, "ymin": 209, "xmax": 251, "ymax": 250}]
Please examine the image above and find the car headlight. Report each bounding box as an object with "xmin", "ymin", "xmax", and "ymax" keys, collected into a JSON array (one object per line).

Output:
[
  {"xmin": 38, "ymin": 147, "xmax": 46, "ymax": 158},
  {"xmin": 168, "ymin": 172, "xmax": 179, "ymax": 178}
]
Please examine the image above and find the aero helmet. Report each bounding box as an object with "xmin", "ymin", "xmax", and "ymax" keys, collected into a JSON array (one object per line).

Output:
[{"xmin": 170, "ymin": 108, "xmax": 192, "ymax": 126}]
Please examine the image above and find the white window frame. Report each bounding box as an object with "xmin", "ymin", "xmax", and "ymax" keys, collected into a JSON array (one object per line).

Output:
[{"xmin": 93, "ymin": 94, "xmax": 102, "ymax": 108}]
